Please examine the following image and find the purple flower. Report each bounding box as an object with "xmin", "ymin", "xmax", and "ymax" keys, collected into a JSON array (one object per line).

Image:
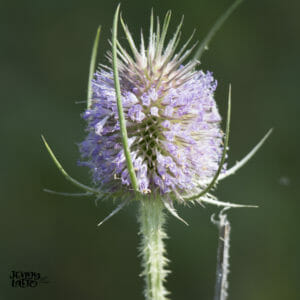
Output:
[{"xmin": 79, "ymin": 15, "xmax": 224, "ymax": 199}]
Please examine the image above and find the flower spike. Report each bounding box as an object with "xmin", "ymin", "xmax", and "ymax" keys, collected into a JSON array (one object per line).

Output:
[
  {"xmin": 156, "ymin": 10, "xmax": 172, "ymax": 57},
  {"xmin": 120, "ymin": 14, "xmax": 140, "ymax": 60}
]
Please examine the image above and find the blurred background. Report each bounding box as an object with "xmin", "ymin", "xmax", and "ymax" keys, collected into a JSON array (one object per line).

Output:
[{"xmin": 1, "ymin": 0, "xmax": 299, "ymax": 299}]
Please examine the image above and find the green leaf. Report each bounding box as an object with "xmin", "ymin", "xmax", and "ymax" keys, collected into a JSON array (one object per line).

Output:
[
  {"xmin": 112, "ymin": 5, "xmax": 139, "ymax": 192},
  {"xmin": 193, "ymin": 0, "xmax": 244, "ymax": 61},
  {"xmin": 184, "ymin": 85, "xmax": 232, "ymax": 201},
  {"xmin": 87, "ymin": 26, "xmax": 101, "ymax": 109},
  {"xmin": 41, "ymin": 135, "xmax": 99, "ymax": 194}
]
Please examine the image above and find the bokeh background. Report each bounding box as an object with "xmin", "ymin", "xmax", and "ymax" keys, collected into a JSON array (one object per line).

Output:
[{"xmin": 1, "ymin": 0, "xmax": 299, "ymax": 299}]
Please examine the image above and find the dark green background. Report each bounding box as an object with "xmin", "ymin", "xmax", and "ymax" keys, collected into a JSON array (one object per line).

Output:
[{"xmin": 1, "ymin": 0, "xmax": 299, "ymax": 299}]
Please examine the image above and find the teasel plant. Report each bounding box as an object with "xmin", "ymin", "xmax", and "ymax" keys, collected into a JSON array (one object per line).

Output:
[{"xmin": 42, "ymin": 0, "xmax": 272, "ymax": 299}]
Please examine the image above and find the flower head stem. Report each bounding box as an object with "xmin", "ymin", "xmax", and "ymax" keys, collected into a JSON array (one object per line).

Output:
[{"xmin": 139, "ymin": 195, "xmax": 169, "ymax": 300}]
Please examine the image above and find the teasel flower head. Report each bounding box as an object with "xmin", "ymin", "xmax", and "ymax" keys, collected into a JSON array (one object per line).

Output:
[
  {"xmin": 78, "ymin": 10, "xmax": 227, "ymax": 205},
  {"xmin": 42, "ymin": 5, "xmax": 272, "ymax": 299}
]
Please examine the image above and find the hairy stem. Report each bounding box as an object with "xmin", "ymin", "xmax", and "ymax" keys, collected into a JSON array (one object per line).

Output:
[
  {"xmin": 212, "ymin": 211, "xmax": 231, "ymax": 300},
  {"xmin": 139, "ymin": 196, "xmax": 169, "ymax": 300}
]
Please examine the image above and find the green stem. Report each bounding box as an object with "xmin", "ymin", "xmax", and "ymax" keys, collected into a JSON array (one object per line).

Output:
[{"xmin": 139, "ymin": 195, "xmax": 169, "ymax": 300}]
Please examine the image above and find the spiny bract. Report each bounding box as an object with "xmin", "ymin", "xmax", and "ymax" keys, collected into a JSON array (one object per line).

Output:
[{"xmin": 79, "ymin": 12, "xmax": 224, "ymax": 200}]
